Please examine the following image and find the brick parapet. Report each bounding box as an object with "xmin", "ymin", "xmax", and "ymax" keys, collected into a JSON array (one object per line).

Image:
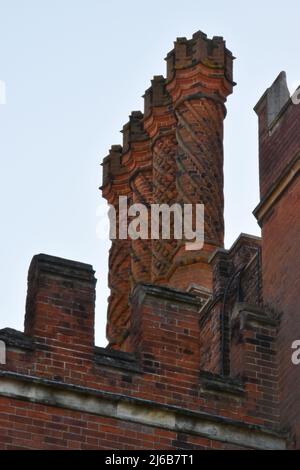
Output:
[{"xmin": 0, "ymin": 254, "xmax": 286, "ymax": 449}]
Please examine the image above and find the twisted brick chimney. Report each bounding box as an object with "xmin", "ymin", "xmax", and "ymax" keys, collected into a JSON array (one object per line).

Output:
[{"xmin": 101, "ymin": 31, "xmax": 235, "ymax": 349}]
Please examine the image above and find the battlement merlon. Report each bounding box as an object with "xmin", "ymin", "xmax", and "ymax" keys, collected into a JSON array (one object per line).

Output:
[
  {"xmin": 101, "ymin": 144, "xmax": 124, "ymax": 193},
  {"xmin": 121, "ymin": 111, "xmax": 149, "ymax": 154},
  {"xmin": 143, "ymin": 76, "xmax": 176, "ymax": 139},
  {"xmin": 165, "ymin": 31, "xmax": 235, "ymax": 105},
  {"xmin": 24, "ymin": 254, "xmax": 96, "ymax": 349},
  {"xmin": 143, "ymin": 76, "xmax": 171, "ymax": 116},
  {"xmin": 101, "ymin": 112, "xmax": 150, "ymax": 194}
]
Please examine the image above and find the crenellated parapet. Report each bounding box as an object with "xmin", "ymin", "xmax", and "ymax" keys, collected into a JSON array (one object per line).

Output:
[
  {"xmin": 165, "ymin": 31, "xmax": 234, "ymax": 96},
  {"xmin": 0, "ymin": 250, "xmax": 286, "ymax": 450}
]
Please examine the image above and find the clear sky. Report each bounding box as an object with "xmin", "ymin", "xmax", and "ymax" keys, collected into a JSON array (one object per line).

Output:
[{"xmin": 0, "ymin": 0, "xmax": 299, "ymax": 346}]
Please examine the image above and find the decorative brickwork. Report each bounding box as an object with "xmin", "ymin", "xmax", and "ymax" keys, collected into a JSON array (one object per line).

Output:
[
  {"xmin": 0, "ymin": 30, "xmax": 299, "ymax": 450},
  {"xmin": 102, "ymin": 33, "xmax": 235, "ymax": 344},
  {"xmin": 144, "ymin": 76, "xmax": 177, "ymax": 283}
]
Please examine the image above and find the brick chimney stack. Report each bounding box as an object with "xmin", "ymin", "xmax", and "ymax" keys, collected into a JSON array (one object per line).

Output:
[
  {"xmin": 102, "ymin": 113, "xmax": 152, "ymax": 349},
  {"xmin": 164, "ymin": 33, "xmax": 234, "ymax": 291},
  {"xmin": 102, "ymin": 31, "xmax": 234, "ymax": 349},
  {"xmin": 143, "ymin": 75, "xmax": 177, "ymax": 284}
]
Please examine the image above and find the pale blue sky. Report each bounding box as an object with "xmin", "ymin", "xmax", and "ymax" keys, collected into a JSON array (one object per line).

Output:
[{"xmin": 0, "ymin": 0, "xmax": 299, "ymax": 346}]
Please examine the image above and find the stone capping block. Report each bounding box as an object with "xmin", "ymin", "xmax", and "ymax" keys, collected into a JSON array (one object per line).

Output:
[
  {"xmin": 0, "ymin": 328, "xmax": 35, "ymax": 351},
  {"xmin": 232, "ymin": 302, "xmax": 280, "ymax": 328},
  {"xmin": 254, "ymin": 71, "xmax": 291, "ymax": 130},
  {"xmin": 132, "ymin": 283, "xmax": 202, "ymax": 309},
  {"xmin": 0, "ymin": 371, "xmax": 287, "ymax": 450},
  {"xmin": 29, "ymin": 253, "xmax": 97, "ymax": 285},
  {"xmin": 199, "ymin": 370, "xmax": 245, "ymax": 397},
  {"xmin": 95, "ymin": 347, "xmax": 141, "ymax": 373}
]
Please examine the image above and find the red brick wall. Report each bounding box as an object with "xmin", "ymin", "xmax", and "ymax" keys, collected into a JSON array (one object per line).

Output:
[
  {"xmin": 0, "ymin": 397, "xmax": 247, "ymax": 450},
  {"xmin": 261, "ymin": 178, "xmax": 300, "ymax": 445},
  {"xmin": 255, "ymin": 74, "xmax": 300, "ymax": 446}
]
